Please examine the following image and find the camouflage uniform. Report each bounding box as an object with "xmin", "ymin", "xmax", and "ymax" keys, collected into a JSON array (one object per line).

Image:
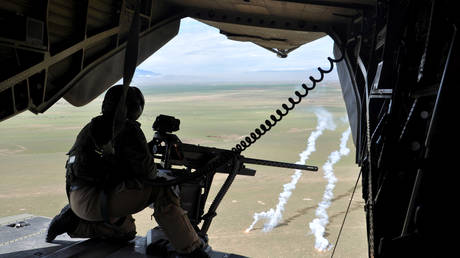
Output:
[{"xmin": 66, "ymin": 110, "xmax": 201, "ymax": 253}]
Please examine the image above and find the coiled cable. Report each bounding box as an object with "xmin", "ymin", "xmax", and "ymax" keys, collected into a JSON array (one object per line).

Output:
[{"xmin": 232, "ymin": 54, "xmax": 345, "ymax": 153}]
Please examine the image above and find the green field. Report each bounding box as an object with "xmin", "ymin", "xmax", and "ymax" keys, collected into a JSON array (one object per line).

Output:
[{"xmin": 0, "ymin": 82, "xmax": 367, "ymax": 257}]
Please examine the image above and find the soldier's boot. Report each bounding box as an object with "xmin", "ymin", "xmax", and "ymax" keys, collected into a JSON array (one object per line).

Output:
[
  {"xmin": 154, "ymin": 204, "xmax": 209, "ymax": 258},
  {"xmin": 46, "ymin": 204, "xmax": 80, "ymax": 242},
  {"xmin": 170, "ymin": 247, "xmax": 210, "ymax": 258},
  {"xmin": 68, "ymin": 215, "xmax": 137, "ymax": 241}
]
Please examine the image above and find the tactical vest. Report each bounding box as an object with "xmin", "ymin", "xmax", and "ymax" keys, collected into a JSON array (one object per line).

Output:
[{"xmin": 65, "ymin": 116, "xmax": 117, "ymax": 193}]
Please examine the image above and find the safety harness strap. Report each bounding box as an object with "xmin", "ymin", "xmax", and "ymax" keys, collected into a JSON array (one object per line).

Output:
[
  {"xmin": 112, "ymin": 0, "xmax": 140, "ymax": 140},
  {"xmin": 102, "ymin": 0, "xmax": 141, "ymax": 224}
]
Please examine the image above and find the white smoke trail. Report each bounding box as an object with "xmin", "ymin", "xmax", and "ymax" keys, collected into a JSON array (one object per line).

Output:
[
  {"xmin": 309, "ymin": 127, "xmax": 352, "ymax": 252},
  {"xmin": 245, "ymin": 108, "xmax": 336, "ymax": 233}
]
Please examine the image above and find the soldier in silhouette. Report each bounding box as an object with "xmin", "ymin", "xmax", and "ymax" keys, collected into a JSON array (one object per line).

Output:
[{"xmin": 46, "ymin": 85, "xmax": 208, "ymax": 258}]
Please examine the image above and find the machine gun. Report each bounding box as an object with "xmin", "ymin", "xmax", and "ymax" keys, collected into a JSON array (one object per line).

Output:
[
  {"xmin": 149, "ymin": 115, "xmax": 317, "ymax": 229},
  {"xmin": 145, "ymin": 115, "xmax": 317, "ymax": 254}
]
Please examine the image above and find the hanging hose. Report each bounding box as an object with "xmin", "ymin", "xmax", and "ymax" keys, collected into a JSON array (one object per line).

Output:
[{"xmin": 232, "ymin": 54, "xmax": 345, "ymax": 153}]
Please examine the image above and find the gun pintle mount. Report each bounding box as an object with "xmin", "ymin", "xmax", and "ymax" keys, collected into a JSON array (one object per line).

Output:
[{"xmin": 147, "ymin": 115, "xmax": 317, "ymax": 237}]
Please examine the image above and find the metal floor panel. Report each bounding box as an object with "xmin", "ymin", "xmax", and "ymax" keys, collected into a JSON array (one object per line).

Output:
[
  {"xmin": 0, "ymin": 215, "xmax": 247, "ymax": 258},
  {"xmin": 0, "ymin": 215, "xmax": 83, "ymax": 258}
]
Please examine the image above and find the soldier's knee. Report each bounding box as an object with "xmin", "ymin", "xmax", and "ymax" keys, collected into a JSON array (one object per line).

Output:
[{"xmin": 153, "ymin": 187, "xmax": 180, "ymax": 212}]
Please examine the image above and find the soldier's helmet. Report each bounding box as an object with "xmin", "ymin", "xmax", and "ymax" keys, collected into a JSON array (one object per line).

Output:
[{"xmin": 102, "ymin": 85, "xmax": 145, "ymax": 120}]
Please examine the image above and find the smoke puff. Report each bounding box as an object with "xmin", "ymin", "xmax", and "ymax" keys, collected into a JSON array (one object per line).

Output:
[
  {"xmin": 245, "ymin": 108, "xmax": 336, "ymax": 233},
  {"xmin": 309, "ymin": 127, "xmax": 352, "ymax": 251}
]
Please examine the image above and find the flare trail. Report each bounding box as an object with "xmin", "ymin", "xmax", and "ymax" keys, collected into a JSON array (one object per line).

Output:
[
  {"xmin": 245, "ymin": 108, "xmax": 336, "ymax": 233},
  {"xmin": 309, "ymin": 127, "xmax": 351, "ymax": 251}
]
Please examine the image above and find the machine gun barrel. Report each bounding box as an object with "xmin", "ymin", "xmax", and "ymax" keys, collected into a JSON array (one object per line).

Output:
[
  {"xmin": 241, "ymin": 157, "xmax": 318, "ymax": 172},
  {"xmin": 178, "ymin": 143, "xmax": 317, "ymax": 173}
]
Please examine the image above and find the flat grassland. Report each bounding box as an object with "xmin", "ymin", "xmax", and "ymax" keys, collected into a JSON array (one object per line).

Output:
[{"xmin": 0, "ymin": 82, "xmax": 367, "ymax": 257}]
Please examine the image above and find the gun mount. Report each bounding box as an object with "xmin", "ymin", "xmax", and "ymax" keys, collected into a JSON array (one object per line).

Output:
[{"xmin": 145, "ymin": 115, "xmax": 317, "ymax": 255}]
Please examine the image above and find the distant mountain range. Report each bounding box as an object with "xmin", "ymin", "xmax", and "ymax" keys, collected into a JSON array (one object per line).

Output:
[{"xmin": 130, "ymin": 68, "xmax": 338, "ymax": 86}]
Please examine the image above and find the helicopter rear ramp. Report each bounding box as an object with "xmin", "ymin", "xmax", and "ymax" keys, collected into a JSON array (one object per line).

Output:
[{"xmin": 0, "ymin": 214, "xmax": 246, "ymax": 258}]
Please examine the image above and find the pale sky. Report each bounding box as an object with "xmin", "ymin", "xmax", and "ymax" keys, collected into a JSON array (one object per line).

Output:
[{"xmin": 131, "ymin": 17, "xmax": 336, "ymax": 85}]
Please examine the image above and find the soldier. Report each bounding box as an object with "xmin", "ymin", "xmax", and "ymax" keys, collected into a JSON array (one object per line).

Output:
[{"xmin": 46, "ymin": 85, "xmax": 209, "ymax": 258}]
